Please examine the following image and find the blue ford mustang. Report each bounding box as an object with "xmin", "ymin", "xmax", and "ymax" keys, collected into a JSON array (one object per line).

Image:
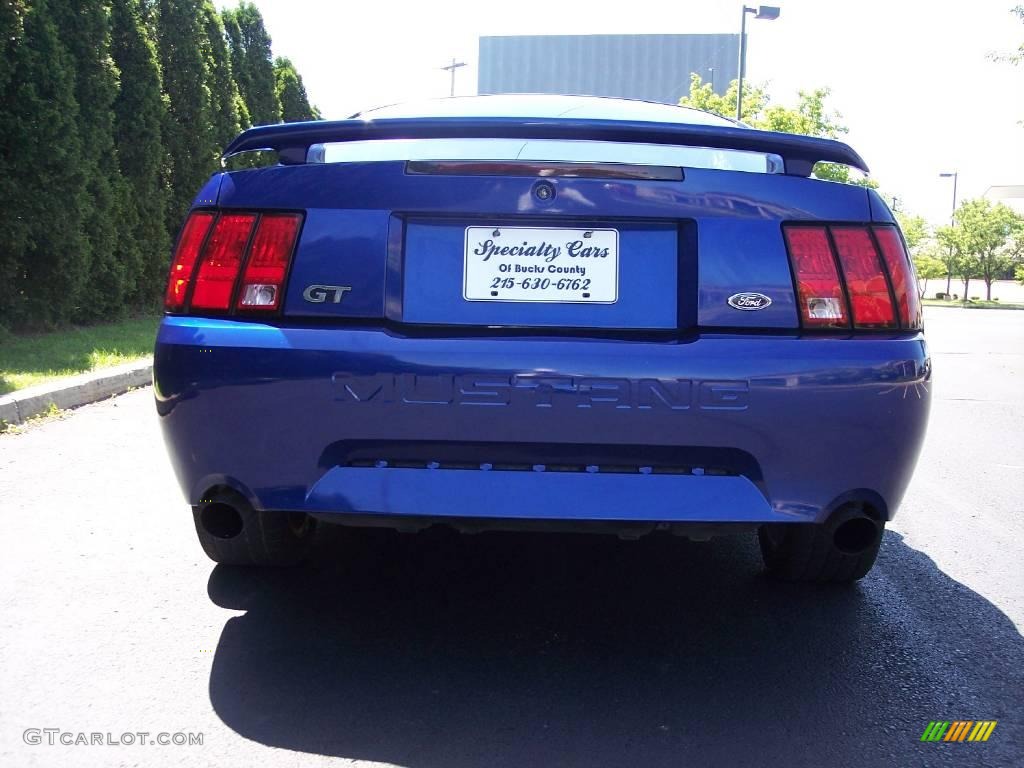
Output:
[{"xmin": 154, "ymin": 95, "xmax": 930, "ymax": 582}]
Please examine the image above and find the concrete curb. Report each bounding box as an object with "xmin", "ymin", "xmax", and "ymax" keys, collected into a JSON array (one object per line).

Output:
[{"xmin": 0, "ymin": 358, "xmax": 153, "ymax": 427}]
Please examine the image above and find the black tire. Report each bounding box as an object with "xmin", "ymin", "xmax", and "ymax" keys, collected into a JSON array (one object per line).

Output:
[
  {"xmin": 192, "ymin": 488, "xmax": 316, "ymax": 566},
  {"xmin": 758, "ymin": 507, "xmax": 883, "ymax": 583}
]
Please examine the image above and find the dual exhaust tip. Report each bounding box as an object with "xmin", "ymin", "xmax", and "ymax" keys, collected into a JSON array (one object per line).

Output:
[
  {"xmin": 199, "ymin": 501, "xmax": 245, "ymax": 540},
  {"xmin": 831, "ymin": 512, "xmax": 883, "ymax": 556},
  {"xmin": 198, "ymin": 495, "xmax": 883, "ymax": 556}
]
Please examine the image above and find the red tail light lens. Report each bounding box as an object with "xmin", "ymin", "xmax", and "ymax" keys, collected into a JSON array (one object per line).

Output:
[
  {"xmin": 236, "ymin": 214, "xmax": 302, "ymax": 311},
  {"xmin": 784, "ymin": 222, "xmax": 923, "ymax": 332},
  {"xmin": 783, "ymin": 226, "xmax": 848, "ymax": 328},
  {"xmin": 165, "ymin": 211, "xmax": 215, "ymax": 310},
  {"xmin": 190, "ymin": 214, "xmax": 257, "ymax": 310},
  {"xmin": 163, "ymin": 209, "xmax": 303, "ymax": 315},
  {"xmin": 873, "ymin": 226, "xmax": 922, "ymax": 329},
  {"xmin": 831, "ymin": 227, "xmax": 896, "ymax": 328}
]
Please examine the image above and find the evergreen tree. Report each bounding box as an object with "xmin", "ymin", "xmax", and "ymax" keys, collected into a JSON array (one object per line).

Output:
[
  {"xmin": 111, "ymin": 0, "xmax": 170, "ymax": 307},
  {"xmin": 0, "ymin": 0, "xmax": 28, "ymax": 326},
  {"xmin": 202, "ymin": 0, "xmax": 248, "ymax": 149},
  {"xmin": 221, "ymin": 8, "xmax": 248, "ymax": 118},
  {"xmin": 52, "ymin": 0, "xmax": 130, "ymax": 320},
  {"xmin": 274, "ymin": 56, "xmax": 319, "ymax": 122},
  {"xmin": 157, "ymin": 0, "xmax": 217, "ymax": 237},
  {"xmin": 1, "ymin": 1, "xmax": 25, "ymax": 94},
  {"xmin": 222, "ymin": 2, "xmax": 280, "ymax": 125},
  {"xmin": 0, "ymin": 0, "xmax": 88, "ymax": 328}
]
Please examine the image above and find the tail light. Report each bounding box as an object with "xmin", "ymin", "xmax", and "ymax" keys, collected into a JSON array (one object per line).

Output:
[
  {"xmin": 831, "ymin": 227, "xmax": 896, "ymax": 328},
  {"xmin": 873, "ymin": 226, "xmax": 923, "ymax": 328},
  {"xmin": 190, "ymin": 214, "xmax": 257, "ymax": 310},
  {"xmin": 783, "ymin": 226, "xmax": 848, "ymax": 328},
  {"xmin": 237, "ymin": 214, "xmax": 301, "ymax": 311},
  {"xmin": 164, "ymin": 211, "xmax": 215, "ymax": 311},
  {"xmin": 164, "ymin": 210, "xmax": 303, "ymax": 314},
  {"xmin": 783, "ymin": 223, "xmax": 921, "ymax": 331}
]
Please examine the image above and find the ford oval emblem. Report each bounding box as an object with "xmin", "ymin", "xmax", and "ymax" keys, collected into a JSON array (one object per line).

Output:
[{"xmin": 727, "ymin": 292, "xmax": 773, "ymax": 311}]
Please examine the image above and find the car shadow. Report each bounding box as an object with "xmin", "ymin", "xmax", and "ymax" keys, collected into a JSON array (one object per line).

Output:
[{"xmin": 207, "ymin": 526, "xmax": 1021, "ymax": 767}]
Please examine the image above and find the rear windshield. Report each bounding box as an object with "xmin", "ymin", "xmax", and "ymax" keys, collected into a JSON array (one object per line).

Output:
[
  {"xmin": 310, "ymin": 138, "xmax": 782, "ymax": 174},
  {"xmin": 350, "ymin": 94, "xmax": 738, "ymax": 127}
]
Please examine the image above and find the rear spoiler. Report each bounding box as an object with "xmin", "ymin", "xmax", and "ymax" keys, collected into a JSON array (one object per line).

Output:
[{"xmin": 222, "ymin": 117, "xmax": 868, "ymax": 177}]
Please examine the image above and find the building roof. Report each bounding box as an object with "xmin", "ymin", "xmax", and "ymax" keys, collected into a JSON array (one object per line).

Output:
[{"xmin": 984, "ymin": 185, "xmax": 1024, "ymax": 214}]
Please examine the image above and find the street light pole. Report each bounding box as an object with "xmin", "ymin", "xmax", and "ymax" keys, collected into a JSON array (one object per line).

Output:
[
  {"xmin": 736, "ymin": 5, "xmax": 780, "ymax": 122},
  {"xmin": 737, "ymin": 8, "xmax": 749, "ymax": 120},
  {"xmin": 441, "ymin": 57, "xmax": 466, "ymax": 98},
  {"xmin": 939, "ymin": 171, "xmax": 959, "ymax": 296}
]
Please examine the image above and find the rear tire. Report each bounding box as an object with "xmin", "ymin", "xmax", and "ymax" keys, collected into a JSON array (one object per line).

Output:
[
  {"xmin": 758, "ymin": 508, "xmax": 883, "ymax": 583},
  {"xmin": 192, "ymin": 488, "xmax": 316, "ymax": 566}
]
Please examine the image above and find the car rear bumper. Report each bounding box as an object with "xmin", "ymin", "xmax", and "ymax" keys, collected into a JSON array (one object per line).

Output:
[{"xmin": 154, "ymin": 316, "xmax": 930, "ymax": 525}]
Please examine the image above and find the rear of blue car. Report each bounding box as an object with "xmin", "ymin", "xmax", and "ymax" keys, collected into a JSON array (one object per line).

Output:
[{"xmin": 154, "ymin": 97, "xmax": 930, "ymax": 582}]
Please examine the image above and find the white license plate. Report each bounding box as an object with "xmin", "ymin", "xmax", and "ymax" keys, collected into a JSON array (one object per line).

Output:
[{"xmin": 463, "ymin": 226, "xmax": 619, "ymax": 303}]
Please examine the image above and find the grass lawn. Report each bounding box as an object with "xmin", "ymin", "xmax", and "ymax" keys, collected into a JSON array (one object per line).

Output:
[
  {"xmin": 0, "ymin": 315, "xmax": 160, "ymax": 396},
  {"xmin": 922, "ymin": 299, "xmax": 1024, "ymax": 311}
]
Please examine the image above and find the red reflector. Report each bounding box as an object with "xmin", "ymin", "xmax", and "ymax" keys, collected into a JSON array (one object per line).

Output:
[
  {"xmin": 783, "ymin": 226, "xmax": 848, "ymax": 328},
  {"xmin": 164, "ymin": 211, "xmax": 215, "ymax": 310},
  {"xmin": 191, "ymin": 214, "xmax": 256, "ymax": 310},
  {"xmin": 874, "ymin": 226, "xmax": 922, "ymax": 329},
  {"xmin": 236, "ymin": 214, "xmax": 302, "ymax": 311},
  {"xmin": 831, "ymin": 227, "xmax": 896, "ymax": 328}
]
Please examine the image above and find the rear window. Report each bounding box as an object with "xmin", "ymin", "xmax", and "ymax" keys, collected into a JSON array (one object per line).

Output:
[
  {"xmin": 351, "ymin": 94, "xmax": 738, "ymax": 127},
  {"xmin": 310, "ymin": 138, "xmax": 783, "ymax": 174}
]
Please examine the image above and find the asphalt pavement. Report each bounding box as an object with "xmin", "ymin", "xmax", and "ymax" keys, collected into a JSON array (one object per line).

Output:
[{"xmin": 1, "ymin": 306, "xmax": 1021, "ymax": 767}]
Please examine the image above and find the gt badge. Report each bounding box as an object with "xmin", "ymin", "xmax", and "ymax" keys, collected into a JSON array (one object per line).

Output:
[{"xmin": 303, "ymin": 284, "xmax": 352, "ymax": 304}]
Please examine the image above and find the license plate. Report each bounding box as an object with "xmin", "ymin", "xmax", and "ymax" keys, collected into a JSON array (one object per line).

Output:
[{"xmin": 463, "ymin": 226, "xmax": 619, "ymax": 303}]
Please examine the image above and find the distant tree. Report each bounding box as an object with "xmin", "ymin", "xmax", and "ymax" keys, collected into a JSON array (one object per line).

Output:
[
  {"xmin": 202, "ymin": 0, "xmax": 248, "ymax": 148},
  {"xmin": 896, "ymin": 212, "xmax": 938, "ymax": 298},
  {"xmin": 678, "ymin": 73, "xmax": 767, "ymax": 125},
  {"xmin": 759, "ymin": 88, "xmax": 875, "ymax": 186},
  {"xmin": 52, "ymin": 0, "xmax": 130, "ymax": 320},
  {"xmin": 0, "ymin": 0, "xmax": 88, "ymax": 328},
  {"xmin": 222, "ymin": 2, "xmax": 280, "ymax": 125},
  {"xmin": 896, "ymin": 212, "xmax": 929, "ymax": 255},
  {"xmin": 274, "ymin": 56, "xmax": 320, "ymax": 122},
  {"xmin": 954, "ymin": 199, "xmax": 1023, "ymax": 300},
  {"xmin": 758, "ymin": 87, "xmax": 846, "ymax": 138},
  {"xmin": 936, "ymin": 225, "xmax": 970, "ymax": 299},
  {"xmin": 111, "ymin": 0, "xmax": 170, "ymax": 308},
  {"xmin": 912, "ymin": 248, "xmax": 948, "ymax": 299},
  {"xmin": 157, "ymin": 0, "xmax": 217, "ymax": 237}
]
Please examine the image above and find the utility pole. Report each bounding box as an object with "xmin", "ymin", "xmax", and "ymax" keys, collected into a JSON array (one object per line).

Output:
[
  {"xmin": 940, "ymin": 171, "xmax": 959, "ymax": 296},
  {"xmin": 736, "ymin": 6, "xmax": 780, "ymax": 121},
  {"xmin": 441, "ymin": 58, "xmax": 466, "ymax": 97}
]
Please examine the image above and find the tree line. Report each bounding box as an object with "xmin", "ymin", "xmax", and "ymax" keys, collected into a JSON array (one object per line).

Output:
[
  {"xmin": 0, "ymin": 0, "xmax": 320, "ymax": 332},
  {"xmin": 899, "ymin": 203, "xmax": 1023, "ymax": 302}
]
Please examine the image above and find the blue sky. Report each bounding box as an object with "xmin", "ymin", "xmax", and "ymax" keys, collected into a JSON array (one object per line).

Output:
[{"xmin": 244, "ymin": 0, "xmax": 1024, "ymax": 225}]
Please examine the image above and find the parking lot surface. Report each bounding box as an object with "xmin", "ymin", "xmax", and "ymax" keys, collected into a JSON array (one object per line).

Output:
[{"xmin": 1, "ymin": 306, "xmax": 1021, "ymax": 767}]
